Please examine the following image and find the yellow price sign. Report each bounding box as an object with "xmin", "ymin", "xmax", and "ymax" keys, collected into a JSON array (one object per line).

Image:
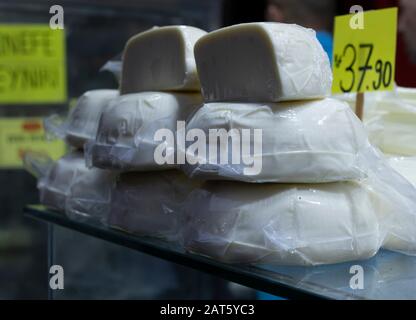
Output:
[
  {"xmin": 332, "ymin": 7, "xmax": 398, "ymax": 94},
  {"xmin": 0, "ymin": 118, "xmax": 66, "ymax": 168},
  {"xmin": 0, "ymin": 24, "xmax": 67, "ymax": 104}
]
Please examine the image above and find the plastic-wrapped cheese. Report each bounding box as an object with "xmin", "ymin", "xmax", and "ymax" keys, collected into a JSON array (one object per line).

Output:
[
  {"xmin": 109, "ymin": 171, "xmax": 198, "ymax": 242},
  {"xmin": 43, "ymin": 89, "xmax": 118, "ymax": 149},
  {"xmin": 366, "ymin": 97, "xmax": 416, "ymax": 156},
  {"xmin": 38, "ymin": 152, "xmax": 115, "ymax": 223},
  {"xmin": 336, "ymin": 89, "xmax": 416, "ymax": 156},
  {"xmin": 121, "ymin": 26, "xmax": 207, "ymax": 94},
  {"xmin": 388, "ymin": 157, "xmax": 416, "ymax": 186},
  {"xmin": 66, "ymin": 90, "xmax": 118, "ymax": 148},
  {"xmin": 362, "ymin": 149, "xmax": 416, "ymax": 255},
  {"xmin": 87, "ymin": 92, "xmax": 202, "ymax": 171},
  {"xmin": 194, "ymin": 22, "xmax": 332, "ymax": 102},
  {"xmin": 182, "ymin": 98, "xmax": 369, "ymax": 183},
  {"xmin": 184, "ymin": 181, "xmax": 382, "ymax": 266},
  {"xmin": 397, "ymin": 86, "xmax": 416, "ymax": 104}
]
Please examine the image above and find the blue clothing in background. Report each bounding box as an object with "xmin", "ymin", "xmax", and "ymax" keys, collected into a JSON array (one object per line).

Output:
[{"xmin": 316, "ymin": 31, "xmax": 333, "ymax": 64}]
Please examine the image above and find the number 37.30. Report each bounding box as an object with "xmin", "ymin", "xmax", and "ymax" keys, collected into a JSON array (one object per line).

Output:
[{"xmin": 338, "ymin": 43, "xmax": 392, "ymax": 93}]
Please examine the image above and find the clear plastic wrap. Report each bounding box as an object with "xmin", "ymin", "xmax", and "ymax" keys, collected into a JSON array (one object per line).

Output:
[
  {"xmin": 336, "ymin": 87, "xmax": 416, "ymax": 156},
  {"xmin": 184, "ymin": 180, "xmax": 384, "ymax": 266},
  {"xmin": 182, "ymin": 98, "xmax": 370, "ymax": 183},
  {"xmin": 359, "ymin": 147, "xmax": 416, "ymax": 255},
  {"xmin": 100, "ymin": 54, "xmax": 122, "ymax": 84},
  {"xmin": 194, "ymin": 22, "xmax": 332, "ymax": 102},
  {"xmin": 44, "ymin": 89, "xmax": 118, "ymax": 149},
  {"xmin": 121, "ymin": 26, "xmax": 207, "ymax": 94},
  {"xmin": 109, "ymin": 170, "xmax": 198, "ymax": 242},
  {"xmin": 366, "ymin": 97, "xmax": 416, "ymax": 156},
  {"xmin": 86, "ymin": 91, "xmax": 202, "ymax": 171},
  {"xmin": 184, "ymin": 144, "xmax": 416, "ymax": 265},
  {"xmin": 31, "ymin": 152, "xmax": 116, "ymax": 223},
  {"xmin": 388, "ymin": 156, "xmax": 416, "ymax": 186}
]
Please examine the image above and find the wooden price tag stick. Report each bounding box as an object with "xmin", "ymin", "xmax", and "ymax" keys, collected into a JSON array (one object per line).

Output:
[{"xmin": 355, "ymin": 92, "xmax": 364, "ymax": 120}]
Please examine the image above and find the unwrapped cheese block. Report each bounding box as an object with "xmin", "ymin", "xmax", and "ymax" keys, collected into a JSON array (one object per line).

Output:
[
  {"xmin": 87, "ymin": 92, "xmax": 202, "ymax": 171},
  {"xmin": 194, "ymin": 22, "xmax": 332, "ymax": 102},
  {"xmin": 184, "ymin": 181, "xmax": 382, "ymax": 266},
  {"xmin": 38, "ymin": 152, "xmax": 115, "ymax": 223},
  {"xmin": 182, "ymin": 98, "xmax": 369, "ymax": 183},
  {"xmin": 109, "ymin": 171, "xmax": 198, "ymax": 242},
  {"xmin": 66, "ymin": 90, "xmax": 118, "ymax": 148},
  {"xmin": 121, "ymin": 26, "xmax": 207, "ymax": 94}
]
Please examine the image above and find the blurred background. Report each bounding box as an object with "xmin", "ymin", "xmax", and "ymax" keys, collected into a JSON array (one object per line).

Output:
[{"xmin": 0, "ymin": 0, "xmax": 415, "ymax": 299}]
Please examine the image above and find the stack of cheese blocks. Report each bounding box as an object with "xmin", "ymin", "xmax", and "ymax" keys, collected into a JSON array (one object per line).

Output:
[
  {"xmin": 35, "ymin": 23, "xmax": 416, "ymax": 266},
  {"xmin": 38, "ymin": 89, "xmax": 119, "ymax": 223},
  {"xmin": 181, "ymin": 23, "xmax": 416, "ymax": 266},
  {"xmin": 38, "ymin": 26, "xmax": 208, "ymax": 235}
]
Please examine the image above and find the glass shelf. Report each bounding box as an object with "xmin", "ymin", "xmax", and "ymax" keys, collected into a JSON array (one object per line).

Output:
[{"xmin": 24, "ymin": 205, "xmax": 416, "ymax": 300}]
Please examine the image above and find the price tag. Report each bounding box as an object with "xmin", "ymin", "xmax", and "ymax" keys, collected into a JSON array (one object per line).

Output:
[
  {"xmin": 332, "ymin": 7, "xmax": 398, "ymax": 94},
  {"xmin": 0, "ymin": 118, "xmax": 66, "ymax": 168},
  {"xmin": 0, "ymin": 24, "xmax": 67, "ymax": 104}
]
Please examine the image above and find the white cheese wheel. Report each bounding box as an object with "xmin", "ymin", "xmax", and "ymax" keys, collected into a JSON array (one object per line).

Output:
[
  {"xmin": 121, "ymin": 25, "xmax": 207, "ymax": 94},
  {"xmin": 184, "ymin": 180, "xmax": 382, "ymax": 266},
  {"xmin": 109, "ymin": 171, "xmax": 197, "ymax": 242},
  {"xmin": 194, "ymin": 22, "xmax": 332, "ymax": 102},
  {"xmin": 88, "ymin": 92, "xmax": 202, "ymax": 171},
  {"xmin": 66, "ymin": 90, "xmax": 118, "ymax": 148},
  {"xmin": 182, "ymin": 98, "xmax": 369, "ymax": 183}
]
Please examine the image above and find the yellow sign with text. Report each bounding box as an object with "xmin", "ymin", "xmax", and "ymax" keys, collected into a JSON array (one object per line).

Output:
[
  {"xmin": 332, "ymin": 7, "xmax": 398, "ymax": 94},
  {"xmin": 0, "ymin": 118, "xmax": 66, "ymax": 168},
  {"xmin": 0, "ymin": 24, "xmax": 67, "ymax": 104}
]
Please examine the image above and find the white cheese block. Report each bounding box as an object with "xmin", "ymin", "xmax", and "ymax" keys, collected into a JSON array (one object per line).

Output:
[
  {"xmin": 66, "ymin": 90, "xmax": 118, "ymax": 148},
  {"xmin": 87, "ymin": 92, "xmax": 202, "ymax": 171},
  {"xmin": 182, "ymin": 98, "xmax": 369, "ymax": 183},
  {"xmin": 388, "ymin": 157, "xmax": 416, "ymax": 186},
  {"xmin": 194, "ymin": 22, "xmax": 332, "ymax": 102},
  {"xmin": 361, "ymin": 151, "xmax": 416, "ymax": 255},
  {"xmin": 366, "ymin": 98, "xmax": 416, "ymax": 156},
  {"xmin": 121, "ymin": 26, "xmax": 207, "ymax": 94},
  {"xmin": 109, "ymin": 171, "xmax": 198, "ymax": 242},
  {"xmin": 397, "ymin": 86, "xmax": 416, "ymax": 104},
  {"xmin": 336, "ymin": 89, "xmax": 416, "ymax": 156},
  {"xmin": 38, "ymin": 152, "xmax": 115, "ymax": 223},
  {"xmin": 184, "ymin": 180, "xmax": 382, "ymax": 266}
]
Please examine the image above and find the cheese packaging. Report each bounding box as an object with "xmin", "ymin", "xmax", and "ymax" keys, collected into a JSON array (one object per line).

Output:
[
  {"xmin": 109, "ymin": 171, "xmax": 197, "ymax": 242},
  {"xmin": 336, "ymin": 87, "xmax": 416, "ymax": 156},
  {"xmin": 184, "ymin": 180, "xmax": 382, "ymax": 266},
  {"xmin": 44, "ymin": 89, "xmax": 118, "ymax": 149},
  {"xmin": 86, "ymin": 92, "xmax": 202, "ymax": 171},
  {"xmin": 121, "ymin": 26, "xmax": 207, "ymax": 94},
  {"xmin": 388, "ymin": 157, "xmax": 416, "ymax": 186},
  {"xmin": 182, "ymin": 98, "xmax": 369, "ymax": 183},
  {"xmin": 194, "ymin": 22, "xmax": 332, "ymax": 102},
  {"xmin": 35, "ymin": 152, "xmax": 115, "ymax": 223}
]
